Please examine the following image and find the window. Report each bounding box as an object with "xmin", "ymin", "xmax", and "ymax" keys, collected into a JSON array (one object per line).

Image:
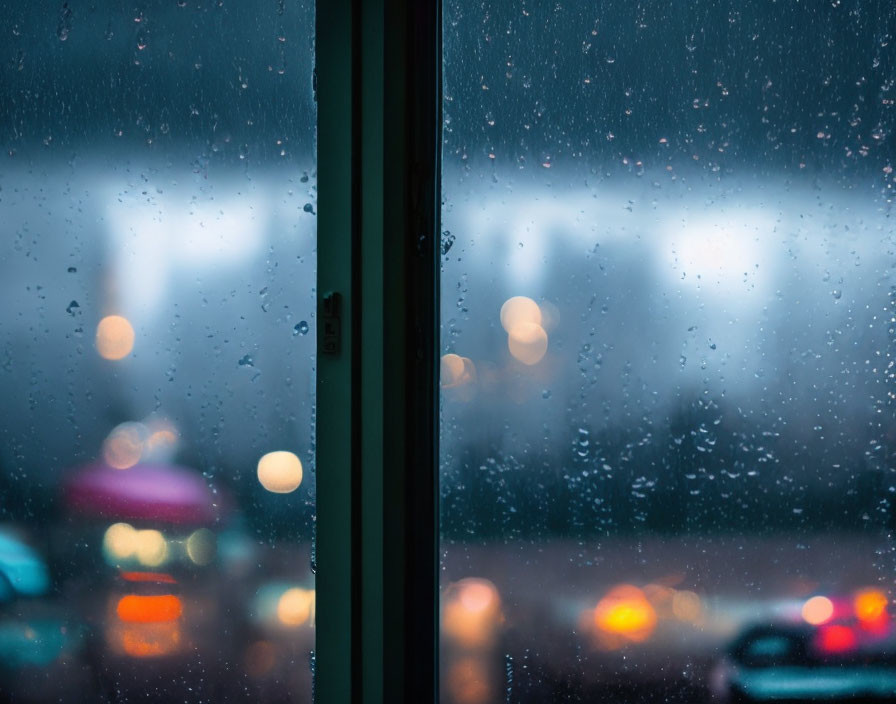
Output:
[
  {"xmin": 440, "ymin": 1, "xmax": 896, "ymax": 702},
  {"xmin": 1, "ymin": 2, "xmax": 316, "ymax": 701},
  {"xmin": 5, "ymin": 1, "xmax": 894, "ymax": 703}
]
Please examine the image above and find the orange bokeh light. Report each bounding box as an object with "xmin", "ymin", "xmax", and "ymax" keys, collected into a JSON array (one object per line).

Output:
[
  {"xmin": 96, "ymin": 315, "xmax": 135, "ymax": 360},
  {"xmin": 802, "ymin": 595, "xmax": 834, "ymax": 626},
  {"xmin": 446, "ymin": 656, "xmax": 493, "ymax": 704},
  {"xmin": 672, "ymin": 590, "xmax": 702, "ymax": 623},
  {"xmin": 499, "ymin": 296, "xmax": 542, "ymax": 333},
  {"xmin": 507, "ymin": 322, "xmax": 548, "ymax": 365},
  {"xmin": 594, "ymin": 585, "xmax": 657, "ymax": 643},
  {"xmin": 854, "ymin": 589, "xmax": 888, "ymax": 623},
  {"xmin": 277, "ymin": 587, "xmax": 314, "ymax": 627},
  {"xmin": 441, "ymin": 353, "xmax": 465, "ymax": 386},
  {"xmin": 257, "ymin": 450, "xmax": 304, "ymax": 494},
  {"xmin": 102, "ymin": 422, "xmax": 147, "ymax": 469},
  {"xmin": 441, "ymin": 354, "xmax": 476, "ymax": 389},
  {"xmin": 117, "ymin": 594, "xmax": 183, "ymax": 623},
  {"xmin": 111, "ymin": 622, "xmax": 182, "ymax": 658},
  {"xmin": 442, "ymin": 578, "xmax": 502, "ymax": 649}
]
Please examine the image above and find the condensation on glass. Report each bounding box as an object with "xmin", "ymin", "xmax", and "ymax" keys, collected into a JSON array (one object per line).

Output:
[
  {"xmin": 440, "ymin": 2, "xmax": 896, "ymax": 702},
  {"xmin": 0, "ymin": 3, "xmax": 315, "ymax": 702}
]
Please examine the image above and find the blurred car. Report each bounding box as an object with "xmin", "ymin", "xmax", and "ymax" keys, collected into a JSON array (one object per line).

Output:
[{"xmin": 711, "ymin": 623, "xmax": 896, "ymax": 702}]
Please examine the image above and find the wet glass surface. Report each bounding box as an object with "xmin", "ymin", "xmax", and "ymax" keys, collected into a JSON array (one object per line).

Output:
[
  {"xmin": 439, "ymin": 2, "xmax": 896, "ymax": 702},
  {"xmin": 1, "ymin": 3, "xmax": 316, "ymax": 702}
]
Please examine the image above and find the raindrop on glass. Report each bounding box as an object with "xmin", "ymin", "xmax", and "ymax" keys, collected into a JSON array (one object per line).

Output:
[{"xmin": 441, "ymin": 230, "xmax": 455, "ymax": 255}]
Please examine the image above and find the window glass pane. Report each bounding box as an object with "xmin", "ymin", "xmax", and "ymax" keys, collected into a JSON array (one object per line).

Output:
[
  {"xmin": 440, "ymin": 2, "xmax": 896, "ymax": 702},
  {"xmin": 1, "ymin": 3, "xmax": 315, "ymax": 702}
]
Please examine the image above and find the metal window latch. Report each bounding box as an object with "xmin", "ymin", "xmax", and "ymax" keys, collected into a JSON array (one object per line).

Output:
[{"xmin": 321, "ymin": 292, "xmax": 342, "ymax": 356}]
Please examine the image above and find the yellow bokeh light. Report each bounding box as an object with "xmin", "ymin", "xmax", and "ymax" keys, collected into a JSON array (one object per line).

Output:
[
  {"xmin": 802, "ymin": 595, "xmax": 834, "ymax": 625},
  {"xmin": 500, "ymin": 296, "xmax": 542, "ymax": 333},
  {"xmin": 103, "ymin": 422, "xmax": 147, "ymax": 469},
  {"xmin": 854, "ymin": 589, "xmax": 888, "ymax": 622},
  {"xmin": 103, "ymin": 522, "xmax": 138, "ymax": 561},
  {"xmin": 257, "ymin": 451, "xmax": 304, "ymax": 494},
  {"xmin": 672, "ymin": 590, "xmax": 702, "ymax": 623},
  {"xmin": 507, "ymin": 322, "xmax": 548, "ymax": 365},
  {"xmin": 134, "ymin": 529, "xmax": 168, "ymax": 567},
  {"xmin": 185, "ymin": 528, "xmax": 216, "ymax": 566},
  {"xmin": 96, "ymin": 315, "xmax": 135, "ymax": 360},
  {"xmin": 277, "ymin": 587, "xmax": 314, "ymax": 627},
  {"xmin": 594, "ymin": 585, "xmax": 657, "ymax": 643}
]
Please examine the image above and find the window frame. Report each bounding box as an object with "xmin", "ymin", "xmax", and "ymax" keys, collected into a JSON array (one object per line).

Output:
[{"xmin": 315, "ymin": 0, "xmax": 441, "ymax": 702}]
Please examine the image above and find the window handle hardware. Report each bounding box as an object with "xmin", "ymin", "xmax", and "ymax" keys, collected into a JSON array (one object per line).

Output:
[{"xmin": 321, "ymin": 291, "xmax": 342, "ymax": 356}]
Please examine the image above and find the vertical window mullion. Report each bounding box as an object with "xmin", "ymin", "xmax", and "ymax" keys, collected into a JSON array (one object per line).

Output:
[
  {"xmin": 315, "ymin": 0, "xmax": 358, "ymax": 701},
  {"xmin": 316, "ymin": 0, "xmax": 440, "ymax": 701}
]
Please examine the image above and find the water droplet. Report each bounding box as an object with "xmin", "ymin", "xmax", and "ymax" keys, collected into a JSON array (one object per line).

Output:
[
  {"xmin": 440, "ymin": 230, "xmax": 455, "ymax": 255},
  {"xmin": 238, "ymin": 354, "xmax": 254, "ymax": 367},
  {"xmin": 65, "ymin": 300, "xmax": 80, "ymax": 316},
  {"xmin": 832, "ymin": 289, "xmax": 842, "ymax": 300},
  {"xmin": 57, "ymin": 3, "xmax": 72, "ymax": 41},
  {"xmin": 575, "ymin": 428, "xmax": 591, "ymax": 458},
  {"xmin": 294, "ymin": 321, "xmax": 309, "ymax": 336},
  {"xmin": 303, "ymin": 203, "xmax": 315, "ymax": 214},
  {"xmin": 505, "ymin": 653, "xmax": 514, "ymax": 703},
  {"xmin": 67, "ymin": 266, "xmax": 77, "ymax": 273}
]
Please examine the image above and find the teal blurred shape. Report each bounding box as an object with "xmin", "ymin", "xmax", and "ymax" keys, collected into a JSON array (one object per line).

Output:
[
  {"xmin": 0, "ymin": 530, "xmax": 50, "ymax": 598},
  {"xmin": 0, "ymin": 620, "xmax": 76, "ymax": 668}
]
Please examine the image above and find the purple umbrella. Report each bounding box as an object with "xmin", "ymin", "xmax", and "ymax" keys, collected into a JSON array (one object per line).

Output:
[{"xmin": 64, "ymin": 463, "xmax": 225, "ymax": 526}]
